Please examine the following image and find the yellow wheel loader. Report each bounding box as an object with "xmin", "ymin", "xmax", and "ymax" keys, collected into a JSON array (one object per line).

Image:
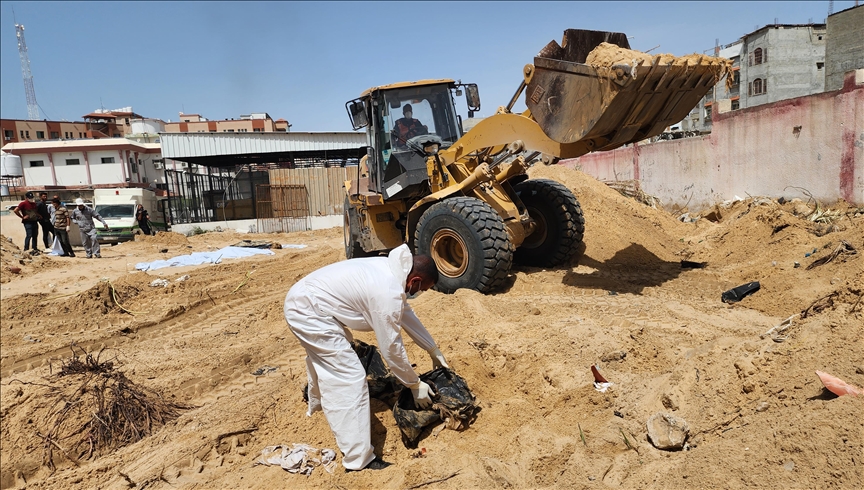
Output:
[{"xmin": 343, "ymin": 29, "xmax": 731, "ymax": 294}]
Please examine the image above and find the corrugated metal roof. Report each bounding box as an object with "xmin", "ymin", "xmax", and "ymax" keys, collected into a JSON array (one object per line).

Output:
[{"xmin": 159, "ymin": 132, "xmax": 367, "ymax": 159}]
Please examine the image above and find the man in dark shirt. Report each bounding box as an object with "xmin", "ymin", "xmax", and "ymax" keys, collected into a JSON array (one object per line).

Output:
[
  {"xmin": 13, "ymin": 191, "xmax": 42, "ymax": 252},
  {"xmin": 392, "ymin": 104, "xmax": 428, "ymax": 148},
  {"xmin": 37, "ymin": 192, "xmax": 55, "ymax": 251}
]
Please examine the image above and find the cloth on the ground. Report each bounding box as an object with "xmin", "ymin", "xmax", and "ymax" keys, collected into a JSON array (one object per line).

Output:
[
  {"xmin": 135, "ymin": 246, "xmax": 274, "ymax": 271},
  {"xmin": 281, "ymin": 244, "xmax": 308, "ymax": 249},
  {"xmin": 255, "ymin": 444, "xmax": 336, "ymax": 475}
]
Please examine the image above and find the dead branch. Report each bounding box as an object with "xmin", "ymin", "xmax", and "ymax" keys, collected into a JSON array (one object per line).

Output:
[{"xmin": 406, "ymin": 470, "xmax": 461, "ymax": 489}]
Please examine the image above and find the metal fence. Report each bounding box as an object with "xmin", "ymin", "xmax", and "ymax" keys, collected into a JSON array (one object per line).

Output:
[
  {"xmin": 256, "ymin": 184, "xmax": 311, "ymax": 233},
  {"xmin": 165, "ymin": 165, "xmax": 355, "ymax": 227}
]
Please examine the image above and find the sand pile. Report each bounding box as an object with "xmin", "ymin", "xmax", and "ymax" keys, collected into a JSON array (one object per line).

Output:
[
  {"xmin": 1, "ymin": 165, "xmax": 861, "ymax": 489},
  {"xmin": 585, "ymin": 42, "xmax": 734, "ymax": 88}
]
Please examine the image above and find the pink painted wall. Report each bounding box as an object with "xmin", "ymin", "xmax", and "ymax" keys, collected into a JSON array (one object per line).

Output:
[{"xmin": 563, "ymin": 72, "xmax": 863, "ymax": 210}]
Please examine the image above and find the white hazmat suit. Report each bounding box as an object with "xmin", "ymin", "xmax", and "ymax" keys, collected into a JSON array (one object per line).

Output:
[{"xmin": 284, "ymin": 244, "xmax": 442, "ymax": 470}]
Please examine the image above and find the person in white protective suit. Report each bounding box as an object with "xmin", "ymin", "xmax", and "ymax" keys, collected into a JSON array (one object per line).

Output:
[{"xmin": 283, "ymin": 244, "xmax": 449, "ymax": 471}]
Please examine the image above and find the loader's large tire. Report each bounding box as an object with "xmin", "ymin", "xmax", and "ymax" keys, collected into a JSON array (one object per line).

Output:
[
  {"xmin": 513, "ymin": 179, "xmax": 585, "ymax": 267},
  {"xmin": 343, "ymin": 197, "xmax": 374, "ymax": 259},
  {"xmin": 415, "ymin": 197, "xmax": 514, "ymax": 294}
]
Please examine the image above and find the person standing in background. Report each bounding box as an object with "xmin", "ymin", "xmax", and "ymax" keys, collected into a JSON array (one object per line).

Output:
[
  {"xmin": 12, "ymin": 191, "xmax": 42, "ymax": 252},
  {"xmin": 70, "ymin": 198, "xmax": 109, "ymax": 258},
  {"xmin": 136, "ymin": 203, "xmax": 153, "ymax": 236},
  {"xmin": 37, "ymin": 192, "xmax": 55, "ymax": 251},
  {"xmin": 51, "ymin": 197, "xmax": 75, "ymax": 257}
]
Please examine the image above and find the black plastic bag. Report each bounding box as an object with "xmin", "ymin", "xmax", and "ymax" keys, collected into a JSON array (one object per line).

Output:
[
  {"xmin": 721, "ymin": 281, "xmax": 760, "ymax": 303},
  {"xmin": 351, "ymin": 340, "xmax": 401, "ymax": 399},
  {"xmin": 303, "ymin": 340, "xmax": 400, "ymax": 402},
  {"xmin": 393, "ymin": 368, "xmax": 480, "ymax": 448}
]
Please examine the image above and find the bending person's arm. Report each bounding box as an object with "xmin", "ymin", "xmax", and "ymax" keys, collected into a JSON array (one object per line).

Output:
[{"xmin": 368, "ymin": 295, "xmax": 420, "ymax": 388}]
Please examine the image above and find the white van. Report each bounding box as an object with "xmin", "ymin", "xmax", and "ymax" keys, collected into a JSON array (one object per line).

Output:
[{"xmin": 92, "ymin": 189, "xmax": 167, "ymax": 244}]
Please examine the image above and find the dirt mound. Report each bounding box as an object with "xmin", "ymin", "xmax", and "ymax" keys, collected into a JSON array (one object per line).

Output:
[
  {"xmin": 1, "ymin": 167, "xmax": 862, "ymax": 489},
  {"xmin": 1, "ymin": 234, "xmax": 62, "ymax": 283},
  {"xmin": 528, "ymin": 165, "xmax": 690, "ymax": 264},
  {"xmin": 133, "ymin": 231, "xmax": 189, "ymax": 246}
]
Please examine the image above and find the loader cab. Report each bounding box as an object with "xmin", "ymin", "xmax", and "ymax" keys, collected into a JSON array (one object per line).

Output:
[{"xmin": 346, "ymin": 80, "xmax": 479, "ymax": 200}]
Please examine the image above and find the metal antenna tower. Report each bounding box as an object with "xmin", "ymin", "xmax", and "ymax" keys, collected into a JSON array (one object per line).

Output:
[{"xmin": 15, "ymin": 22, "xmax": 41, "ymax": 120}]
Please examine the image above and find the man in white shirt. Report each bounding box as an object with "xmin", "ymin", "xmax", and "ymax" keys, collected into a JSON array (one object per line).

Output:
[{"xmin": 284, "ymin": 244, "xmax": 448, "ymax": 472}]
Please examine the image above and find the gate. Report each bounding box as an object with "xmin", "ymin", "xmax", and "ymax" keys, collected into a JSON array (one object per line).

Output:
[{"xmin": 256, "ymin": 184, "xmax": 311, "ymax": 233}]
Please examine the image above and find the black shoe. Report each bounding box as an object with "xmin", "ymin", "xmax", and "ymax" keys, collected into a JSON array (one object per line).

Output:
[{"xmin": 346, "ymin": 458, "xmax": 391, "ymax": 472}]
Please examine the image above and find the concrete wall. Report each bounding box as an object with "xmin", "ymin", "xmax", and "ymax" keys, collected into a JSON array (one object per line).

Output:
[
  {"xmin": 171, "ymin": 214, "xmax": 340, "ymax": 236},
  {"xmin": 563, "ymin": 72, "xmax": 863, "ymax": 211},
  {"xmin": 825, "ymin": 5, "xmax": 864, "ymax": 91}
]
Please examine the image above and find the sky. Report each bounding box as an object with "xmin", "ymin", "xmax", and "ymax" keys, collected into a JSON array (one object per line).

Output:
[{"xmin": 0, "ymin": 1, "xmax": 857, "ymax": 131}]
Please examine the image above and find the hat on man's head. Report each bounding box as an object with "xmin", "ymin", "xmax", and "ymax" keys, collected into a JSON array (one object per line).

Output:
[
  {"xmin": 403, "ymin": 104, "xmax": 412, "ymax": 113},
  {"xmin": 75, "ymin": 198, "xmax": 85, "ymax": 206},
  {"xmin": 25, "ymin": 191, "xmax": 34, "ymax": 198}
]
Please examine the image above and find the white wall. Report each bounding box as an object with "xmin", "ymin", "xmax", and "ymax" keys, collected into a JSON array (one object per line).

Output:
[{"xmin": 21, "ymin": 153, "xmax": 53, "ymax": 186}]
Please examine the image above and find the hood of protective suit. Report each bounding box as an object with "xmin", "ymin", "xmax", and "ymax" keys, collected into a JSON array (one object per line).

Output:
[{"xmin": 387, "ymin": 244, "xmax": 412, "ymax": 289}]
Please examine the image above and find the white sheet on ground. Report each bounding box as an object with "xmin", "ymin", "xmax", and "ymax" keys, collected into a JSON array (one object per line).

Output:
[
  {"xmin": 281, "ymin": 244, "xmax": 308, "ymax": 249},
  {"xmin": 255, "ymin": 444, "xmax": 336, "ymax": 475},
  {"xmin": 135, "ymin": 246, "xmax": 274, "ymax": 271}
]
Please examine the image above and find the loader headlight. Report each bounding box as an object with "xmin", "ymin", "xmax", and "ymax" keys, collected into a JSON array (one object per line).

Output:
[{"xmin": 423, "ymin": 143, "xmax": 440, "ymax": 155}]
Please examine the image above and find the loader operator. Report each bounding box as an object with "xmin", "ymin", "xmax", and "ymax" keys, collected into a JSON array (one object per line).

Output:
[
  {"xmin": 283, "ymin": 244, "xmax": 449, "ymax": 472},
  {"xmin": 392, "ymin": 104, "xmax": 428, "ymax": 148}
]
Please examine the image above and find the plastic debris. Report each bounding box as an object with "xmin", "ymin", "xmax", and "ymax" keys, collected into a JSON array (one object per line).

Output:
[
  {"xmin": 721, "ymin": 281, "xmax": 760, "ymax": 303},
  {"xmin": 175, "ymin": 275, "xmax": 190, "ymax": 282},
  {"xmin": 150, "ymin": 279, "xmax": 169, "ymax": 288},
  {"xmin": 251, "ymin": 365, "xmax": 278, "ymax": 376},
  {"xmin": 815, "ymin": 370, "xmax": 862, "ymax": 397},
  {"xmin": 592, "ymin": 365, "xmax": 612, "ymax": 392},
  {"xmin": 281, "ymin": 244, "xmax": 309, "ymax": 249}
]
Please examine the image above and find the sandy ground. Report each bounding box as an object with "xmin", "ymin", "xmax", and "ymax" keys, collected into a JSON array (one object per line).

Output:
[{"xmin": 1, "ymin": 166, "xmax": 862, "ymax": 489}]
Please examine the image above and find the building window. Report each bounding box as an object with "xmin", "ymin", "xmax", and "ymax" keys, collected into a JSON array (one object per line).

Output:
[
  {"xmin": 731, "ymin": 99, "xmax": 740, "ymax": 110},
  {"xmin": 29, "ymin": 160, "xmax": 45, "ymax": 167},
  {"xmin": 50, "ymin": 131, "xmax": 59, "ymax": 139},
  {"xmin": 101, "ymin": 157, "xmax": 115, "ymax": 163},
  {"xmin": 754, "ymin": 48, "xmax": 763, "ymax": 65},
  {"xmin": 66, "ymin": 159, "xmax": 80, "ymax": 165},
  {"xmin": 130, "ymin": 162, "xmax": 138, "ymax": 174},
  {"xmin": 25, "ymin": 131, "xmax": 30, "ymax": 138},
  {"xmin": 78, "ymin": 132, "xmax": 83, "ymax": 138},
  {"xmin": 3, "ymin": 130, "xmax": 13, "ymax": 140},
  {"xmin": 253, "ymin": 128, "xmax": 262, "ymax": 132},
  {"xmin": 749, "ymin": 78, "xmax": 767, "ymax": 96},
  {"xmin": 816, "ymin": 62, "xmax": 824, "ymax": 70},
  {"xmin": 36, "ymin": 131, "xmax": 45, "ymax": 139},
  {"xmin": 704, "ymin": 105, "xmax": 713, "ymax": 122},
  {"xmin": 125, "ymin": 118, "xmax": 130, "ymax": 125}
]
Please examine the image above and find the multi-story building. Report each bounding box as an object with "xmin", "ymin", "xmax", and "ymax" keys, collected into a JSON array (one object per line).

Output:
[
  {"xmin": 683, "ymin": 23, "xmax": 829, "ymax": 132},
  {"xmin": 740, "ymin": 24, "xmax": 827, "ymax": 108},
  {"xmin": 824, "ymin": 4, "xmax": 864, "ymax": 91},
  {"xmin": 82, "ymin": 107, "xmax": 144, "ymax": 138},
  {"xmin": 1, "ymin": 119, "xmax": 90, "ymax": 144},
  {"xmin": 2, "ymin": 138, "xmax": 163, "ymax": 191},
  {"xmin": 1, "ymin": 107, "xmax": 144, "ymax": 144},
  {"xmin": 163, "ymin": 112, "xmax": 291, "ymax": 133}
]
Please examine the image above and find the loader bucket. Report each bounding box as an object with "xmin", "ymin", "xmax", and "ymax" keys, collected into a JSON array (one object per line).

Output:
[{"xmin": 526, "ymin": 29, "xmax": 732, "ymax": 151}]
